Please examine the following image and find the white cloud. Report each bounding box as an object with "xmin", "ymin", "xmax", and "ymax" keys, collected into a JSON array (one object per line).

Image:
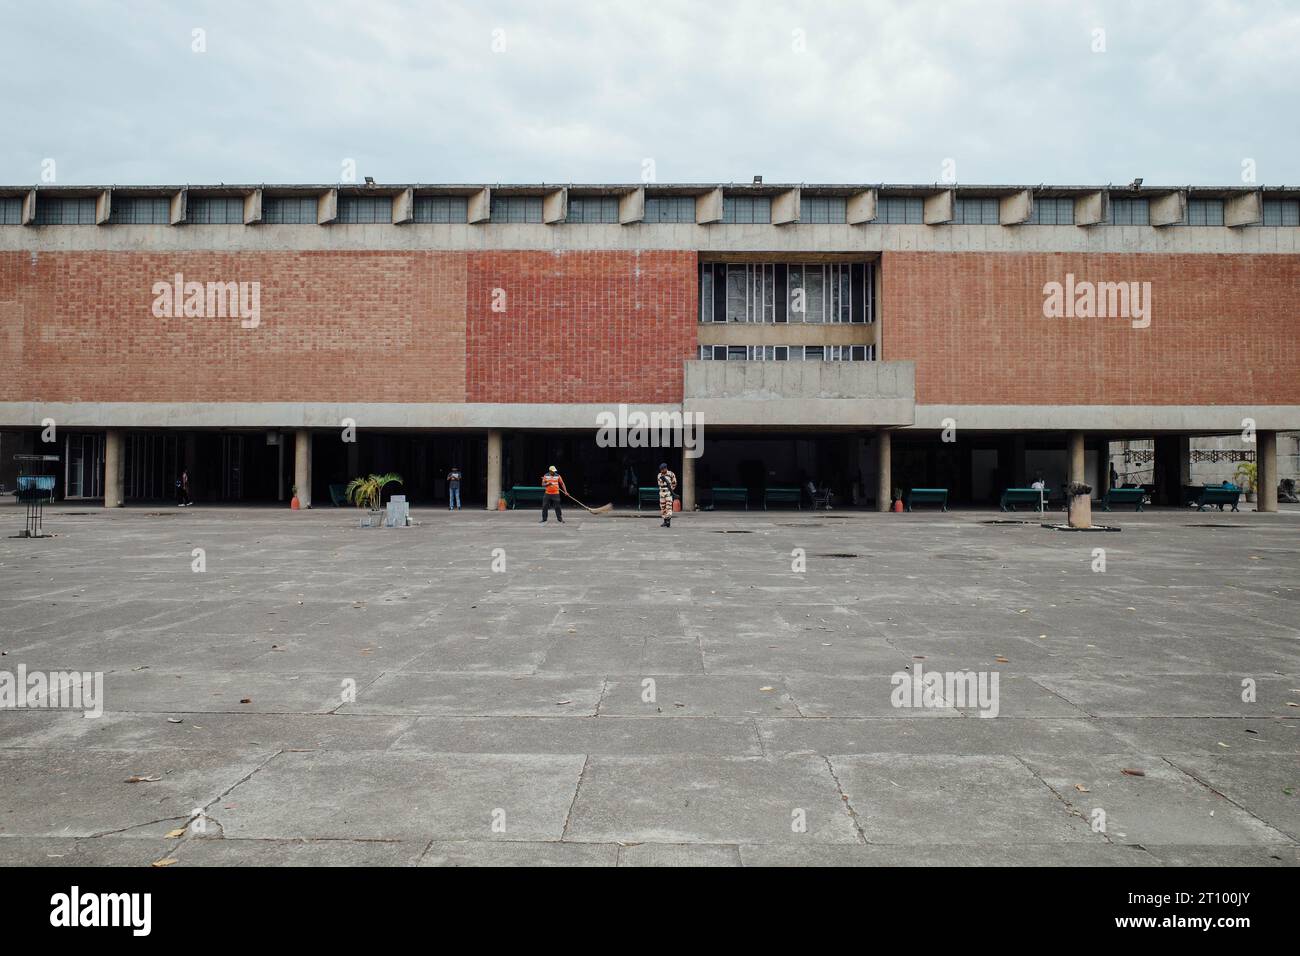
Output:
[{"xmin": 3, "ymin": 0, "xmax": 1296, "ymax": 186}]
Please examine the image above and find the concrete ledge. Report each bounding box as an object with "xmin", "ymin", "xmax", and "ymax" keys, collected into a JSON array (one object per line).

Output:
[
  {"xmin": 1074, "ymin": 191, "xmax": 1107, "ymax": 226},
  {"xmin": 1000, "ymin": 189, "xmax": 1033, "ymax": 225},
  {"xmin": 1150, "ymin": 190, "xmax": 1187, "ymax": 227},
  {"xmin": 911, "ymin": 404, "xmax": 1300, "ymax": 432},
  {"xmin": 684, "ymin": 397, "xmax": 914, "ymax": 427},
  {"xmin": 317, "ymin": 189, "xmax": 337, "ymax": 225},
  {"xmin": 0, "ymin": 402, "xmax": 680, "ymax": 431},
  {"xmin": 169, "ymin": 189, "xmax": 186, "ymax": 225},
  {"xmin": 772, "ymin": 188, "xmax": 800, "ymax": 225},
  {"xmin": 543, "ymin": 188, "xmax": 567, "ymax": 224},
  {"xmin": 393, "ymin": 188, "xmax": 414, "ymax": 225},
  {"xmin": 95, "ymin": 190, "xmax": 112, "ymax": 225},
  {"xmin": 243, "ymin": 189, "xmax": 262, "ymax": 225}
]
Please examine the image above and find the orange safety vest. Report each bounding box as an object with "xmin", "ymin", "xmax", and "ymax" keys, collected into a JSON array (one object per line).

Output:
[{"xmin": 542, "ymin": 474, "xmax": 562, "ymax": 495}]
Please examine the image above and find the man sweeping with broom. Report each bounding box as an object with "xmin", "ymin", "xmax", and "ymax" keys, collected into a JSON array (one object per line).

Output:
[
  {"xmin": 541, "ymin": 465, "xmax": 566, "ymax": 524},
  {"xmin": 657, "ymin": 462, "xmax": 678, "ymax": 528}
]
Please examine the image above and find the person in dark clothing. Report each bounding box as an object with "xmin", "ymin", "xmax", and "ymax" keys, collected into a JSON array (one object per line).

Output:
[{"xmin": 176, "ymin": 470, "xmax": 192, "ymax": 507}]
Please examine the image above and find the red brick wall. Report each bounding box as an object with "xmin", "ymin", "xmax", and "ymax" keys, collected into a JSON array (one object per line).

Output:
[
  {"xmin": 882, "ymin": 252, "xmax": 1300, "ymax": 405},
  {"xmin": 0, "ymin": 251, "xmax": 467, "ymax": 403},
  {"xmin": 465, "ymin": 251, "xmax": 698, "ymax": 404}
]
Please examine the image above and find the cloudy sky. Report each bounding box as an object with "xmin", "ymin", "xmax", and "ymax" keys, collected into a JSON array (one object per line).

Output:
[{"xmin": 5, "ymin": 0, "xmax": 1298, "ymax": 187}]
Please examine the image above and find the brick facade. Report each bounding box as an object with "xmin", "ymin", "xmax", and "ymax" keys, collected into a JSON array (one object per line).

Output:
[
  {"xmin": 881, "ymin": 251, "xmax": 1300, "ymax": 406},
  {"xmin": 464, "ymin": 250, "xmax": 698, "ymax": 404},
  {"xmin": 0, "ymin": 249, "xmax": 700, "ymax": 407},
  {"xmin": 0, "ymin": 251, "xmax": 468, "ymax": 404}
]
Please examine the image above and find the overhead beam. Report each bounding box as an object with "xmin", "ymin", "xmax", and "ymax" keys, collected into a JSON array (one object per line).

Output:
[
  {"xmin": 696, "ymin": 187, "xmax": 724, "ymax": 224},
  {"xmin": 468, "ymin": 187, "xmax": 491, "ymax": 224},
  {"xmin": 618, "ymin": 186, "xmax": 645, "ymax": 224},
  {"xmin": 542, "ymin": 188, "xmax": 568, "ymax": 224},
  {"xmin": 999, "ymin": 189, "xmax": 1033, "ymax": 225},
  {"xmin": 1074, "ymin": 190, "xmax": 1107, "ymax": 226},
  {"xmin": 1225, "ymin": 190, "xmax": 1262, "ymax": 227},
  {"xmin": 393, "ymin": 187, "xmax": 414, "ymax": 224},
  {"xmin": 923, "ymin": 189, "xmax": 954, "ymax": 225},
  {"xmin": 772, "ymin": 187, "xmax": 800, "ymax": 225},
  {"xmin": 243, "ymin": 188, "xmax": 262, "ymax": 225},
  {"xmin": 846, "ymin": 189, "xmax": 877, "ymax": 224},
  {"xmin": 1150, "ymin": 190, "xmax": 1186, "ymax": 227}
]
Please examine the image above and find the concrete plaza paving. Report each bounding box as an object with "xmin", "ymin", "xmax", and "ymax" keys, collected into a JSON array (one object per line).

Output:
[{"xmin": 0, "ymin": 502, "xmax": 1297, "ymax": 867}]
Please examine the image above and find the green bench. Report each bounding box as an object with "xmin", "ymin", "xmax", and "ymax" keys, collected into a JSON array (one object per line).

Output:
[
  {"xmin": 763, "ymin": 487, "xmax": 802, "ymax": 510},
  {"xmin": 506, "ymin": 485, "xmax": 546, "ymax": 509},
  {"xmin": 906, "ymin": 488, "xmax": 948, "ymax": 511},
  {"xmin": 711, "ymin": 487, "xmax": 749, "ymax": 510},
  {"xmin": 1192, "ymin": 484, "xmax": 1241, "ymax": 512},
  {"xmin": 637, "ymin": 486, "xmax": 660, "ymax": 510},
  {"xmin": 1000, "ymin": 487, "xmax": 1049, "ymax": 512},
  {"xmin": 1101, "ymin": 487, "xmax": 1146, "ymax": 511},
  {"xmin": 328, "ymin": 483, "xmax": 349, "ymax": 506}
]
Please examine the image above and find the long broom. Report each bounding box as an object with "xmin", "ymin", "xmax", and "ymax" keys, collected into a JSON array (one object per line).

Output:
[{"xmin": 562, "ymin": 490, "xmax": 613, "ymax": 515}]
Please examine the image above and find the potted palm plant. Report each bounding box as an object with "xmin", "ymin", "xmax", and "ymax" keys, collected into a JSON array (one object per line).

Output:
[{"xmin": 346, "ymin": 473, "xmax": 403, "ymax": 527}]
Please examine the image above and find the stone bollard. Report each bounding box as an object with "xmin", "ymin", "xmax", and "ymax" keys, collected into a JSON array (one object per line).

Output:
[{"xmin": 1067, "ymin": 482, "xmax": 1093, "ymax": 529}]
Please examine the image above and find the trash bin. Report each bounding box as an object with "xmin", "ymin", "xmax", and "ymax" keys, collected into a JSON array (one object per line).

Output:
[{"xmin": 1067, "ymin": 481, "xmax": 1093, "ymax": 529}]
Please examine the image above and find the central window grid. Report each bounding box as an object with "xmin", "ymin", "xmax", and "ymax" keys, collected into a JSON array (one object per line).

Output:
[
  {"xmin": 262, "ymin": 196, "xmax": 318, "ymax": 224},
  {"xmin": 109, "ymin": 196, "xmax": 171, "ymax": 224},
  {"xmin": 490, "ymin": 196, "xmax": 543, "ymax": 223},
  {"xmin": 644, "ymin": 196, "xmax": 695, "ymax": 222},
  {"xmin": 877, "ymin": 196, "xmax": 924, "ymax": 224},
  {"xmin": 1185, "ymin": 198, "xmax": 1225, "ymax": 226},
  {"xmin": 722, "ymin": 195, "xmax": 771, "ymax": 224},
  {"xmin": 700, "ymin": 262, "xmax": 872, "ymax": 324},
  {"xmin": 187, "ymin": 196, "xmax": 244, "ymax": 224},
  {"xmin": 1109, "ymin": 198, "xmax": 1150, "ymax": 225},
  {"xmin": 414, "ymin": 196, "xmax": 468, "ymax": 223},
  {"xmin": 0, "ymin": 197, "xmax": 23, "ymax": 224},
  {"xmin": 566, "ymin": 196, "xmax": 619, "ymax": 223},
  {"xmin": 802, "ymin": 196, "xmax": 847, "ymax": 223},
  {"xmin": 953, "ymin": 197, "xmax": 999, "ymax": 224},
  {"xmin": 34, "ymin": 196, "xmax": 96, "ymax": 225},
  {"xmin": 699, "ymin": 344, "xmax": 873, "ymax": 361},
  {"xmin": 1028, "ymin": 197, "xmax": 1075, "ymax": 225},
  {"xmin": 1262, "ymin": 199, "xmax": 1300, "ymax": 226},
  {"xmin": 337, "ymin": 195, "xmax": 391, "ymax": 224}
]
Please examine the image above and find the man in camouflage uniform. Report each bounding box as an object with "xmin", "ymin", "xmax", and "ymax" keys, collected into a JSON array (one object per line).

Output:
[{"xmin": 657, "ymin": 461, "xmax": 677, "ymax": 528}]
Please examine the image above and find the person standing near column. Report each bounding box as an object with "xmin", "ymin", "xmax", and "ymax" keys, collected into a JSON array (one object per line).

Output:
[
  {"xmin": 446, "ymin": 465, "xmax": 462, "ymax": 511},
  {"xmin": 541, "ymin": 466, "xmax": 566, "ymax": 524},
  {"xmin": 657, "ymin": 462, "xmax": 677, "ymax": 528}
]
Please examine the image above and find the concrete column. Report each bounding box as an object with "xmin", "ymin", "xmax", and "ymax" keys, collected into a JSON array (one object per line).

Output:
[
  {"xmin": 103, "ymin": 429, "xmax": 125, "ymax": 508},
  {"xmin": 876, "ymin": 430, "xmax": 892, "ymax": 512},
  {"xmin": 294, "ymin": 429, "xmax": 312, "ymax": 508},
  {"xmin": 1257, "ymin": 430, "xmax": 1278, "ymax": 513},
  {"xmin": 680, "ymin": 452, "xmax": 696, "ymax": 512},
  {"xmin": 486, "ymin": 429, "xmax": 503, "ymax": 510},
  {"xmin": 1067, "ymin": 431, "xmax": 1086, "ymax": 486}
]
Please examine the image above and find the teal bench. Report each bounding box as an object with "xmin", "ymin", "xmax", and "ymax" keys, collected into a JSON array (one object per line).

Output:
[
  {"xmin": 328, "ymin": 483, "xmax": 349, "ymax": 506},
  {"xmin": 763, "ymin": 487, "xmax": 802, "ymax": 510},
  {"xmin": 1000, "ymin": 487, "xmax": 1049, "ymax": 512},
  {"xmin": 637, "ymin": 486, "xmax": 660, "ymax": 510},
  {"xmin": 711, "ymin": 487, "xmax": 749, "ymax": 510},
  {"xmin": 1192, "ymin": 484, "xmax": 1240, "ymax": 512},
  {"xmin": 506, "ymin": 485, "xmax": 546, "ymax": 509},
  {"xmin": 1101, "ymin": 487, "xmax": 1146, "ymax": 511},
  {"xmin": 906, "ymin": 488, "xmax": 948, "ymax": 511}
]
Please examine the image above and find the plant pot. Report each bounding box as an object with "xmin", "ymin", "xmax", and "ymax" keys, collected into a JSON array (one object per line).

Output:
[
  {"xmin": 673, "ymin": 498, "xmax": 682, "ymax": 512},
  {"xmin": 290, "ymin": 496, "xmax": 300, "ymax": 510},
  {"xmin": 497, "ymin": 498, "xmax": 507, "ymax": 511},
  {"xmin": 891, "ymin": 499, "xmax": 904, "ymax": 513}
]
